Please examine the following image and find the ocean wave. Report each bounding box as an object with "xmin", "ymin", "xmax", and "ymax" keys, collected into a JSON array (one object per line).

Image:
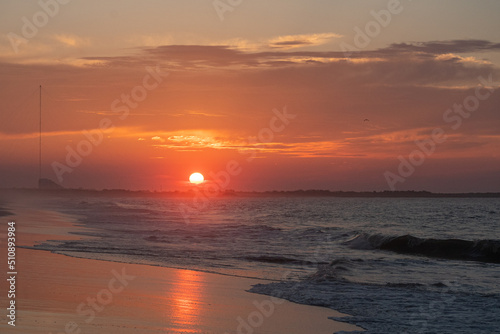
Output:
[
  {"xmin": 0, "ymin": 209, "xmax": 13, "ymax": 216},
  {"xmin": 144, "ymin": 235, "xmax": 169, "ymax": 243},
  {"xmin": 231, "ymin": 224, "xmax": 283, "ymax": 233},
  {"xmin": 345, "ymin": 233, "xmax": 500, "ymax": 263},
  {"xmin": 243, "ymin": 255, "xmax": 316, "ymax": 265},
  {"xmin": 74, "ymin": 200, "xmax": 158, "ymax": 216},
  {"xmin": 306, "ymin": 258, "xmax": 367, "ymax": 282}
]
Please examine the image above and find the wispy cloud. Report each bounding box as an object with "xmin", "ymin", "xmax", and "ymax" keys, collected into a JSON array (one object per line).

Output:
[
  {"xmin": 53, "ymin": 34, "xmax": 91, "ymax": 48},
  {"xmin": 434, "ymin": 53, "xmax": 492, "ymax": 65},
  {"xmin": 386, "ymin": 40, "xmax": 500, "ymax": 55},
  {"xmin": 268, "ymin": 33, "xmax": 342, "ymax": 49},
  {"xmin": 186, "ymin": 110, "xmax": 225, "ymax": 117},
  {"xmin": 0, "ymin": 129, "xmax": 91, "ymax": 140}
]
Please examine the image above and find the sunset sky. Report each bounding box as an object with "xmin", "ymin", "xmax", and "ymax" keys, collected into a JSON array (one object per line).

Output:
[{"xmin": 1, "ymin": 0, "xmax": 499, "ymax": 191}]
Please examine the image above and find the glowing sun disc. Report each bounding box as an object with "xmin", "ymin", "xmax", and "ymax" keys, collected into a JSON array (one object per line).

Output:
[{"xmin": 189, "ymin": 172, "xmax": 204, "ymax": 184}]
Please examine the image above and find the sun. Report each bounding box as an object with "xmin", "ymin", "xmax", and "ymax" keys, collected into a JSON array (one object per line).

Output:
[{"xmin": 189, "ymin": 172, "xmax": 204, "ymax": 184}]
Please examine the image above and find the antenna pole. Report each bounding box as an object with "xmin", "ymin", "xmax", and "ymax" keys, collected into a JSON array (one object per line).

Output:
[{"xmin": 39, "ymin": 85, "xmax": 42, "ymax": 182}]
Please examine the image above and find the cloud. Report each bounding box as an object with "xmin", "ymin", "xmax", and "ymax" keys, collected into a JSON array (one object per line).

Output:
[
  {"xmin": 74, "ymin": 39, "xmax": 500, "ymax": 82},
  {"xmin": 0, "ymin": 129, "xmax": 93, "ymax": 140},
  {"xmin": 1, "ymin": 39, "xmax": 499, "ymax": 163},
  {"xmin": 435, "ymin": 53, "xmax": 491, "ymax": 65},
  {"xmin": 386, "ymin": 40, "xmax": 500, "ymax": 55},
  {"xmin": 267, "ymin": 33, "xmax": 342, "ymax": 49},
  {"xmin": 187, "ymin": 110, "xmax": 225, "ymax": 117},
  {"xmin": 125, "ymin": 33, "xmax": 176, "ymax": 47},
  {"xmin": 53, "ymin": 34, "xmax": 91, "ymax": 48}
]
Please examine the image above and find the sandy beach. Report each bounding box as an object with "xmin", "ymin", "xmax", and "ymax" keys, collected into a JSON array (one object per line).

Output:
[{"xmin": 0, "ymin": 194, "xmax": 362, "ymax": 333}]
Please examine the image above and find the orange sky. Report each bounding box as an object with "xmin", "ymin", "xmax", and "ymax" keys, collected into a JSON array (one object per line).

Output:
[{"xmin": 1, "ymin": 1, "xmax": 500, "ymax": 191}]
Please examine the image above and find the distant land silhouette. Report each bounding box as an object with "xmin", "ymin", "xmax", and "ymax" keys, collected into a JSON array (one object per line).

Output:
[
  {"xmin": 1, "ymin": 188, "xmax": 499, "ymax": 198},
  {"xmin": 38, "ymin": 178, "xmax": 64, "ymax": 190}
]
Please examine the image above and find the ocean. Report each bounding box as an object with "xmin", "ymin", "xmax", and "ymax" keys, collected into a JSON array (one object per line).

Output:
[{"xmin": 32, "ymin": 195, "xmax": 500, "ymax": 333}]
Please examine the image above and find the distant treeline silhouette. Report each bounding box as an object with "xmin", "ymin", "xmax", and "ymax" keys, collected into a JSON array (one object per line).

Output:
[{"xmin": 2, "ymin": 188, "xmax": 499, "ymax": 198}]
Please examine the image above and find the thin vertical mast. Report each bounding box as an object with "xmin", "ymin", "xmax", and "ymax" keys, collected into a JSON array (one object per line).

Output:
[{"xmin": 39, "ymin": 85, "xmax": 42, "ymax": 182}]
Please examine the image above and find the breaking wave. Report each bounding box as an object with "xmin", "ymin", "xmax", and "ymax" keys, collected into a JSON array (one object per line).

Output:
[{"xmin": 345, "ymin": 233, "xmax": 500, "ymax": 263}]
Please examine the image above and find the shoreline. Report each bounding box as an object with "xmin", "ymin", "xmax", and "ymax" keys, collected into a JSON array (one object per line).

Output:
[{"xmin": 0, "ymin": 194, "xmax": 363, "ymax": 333}]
